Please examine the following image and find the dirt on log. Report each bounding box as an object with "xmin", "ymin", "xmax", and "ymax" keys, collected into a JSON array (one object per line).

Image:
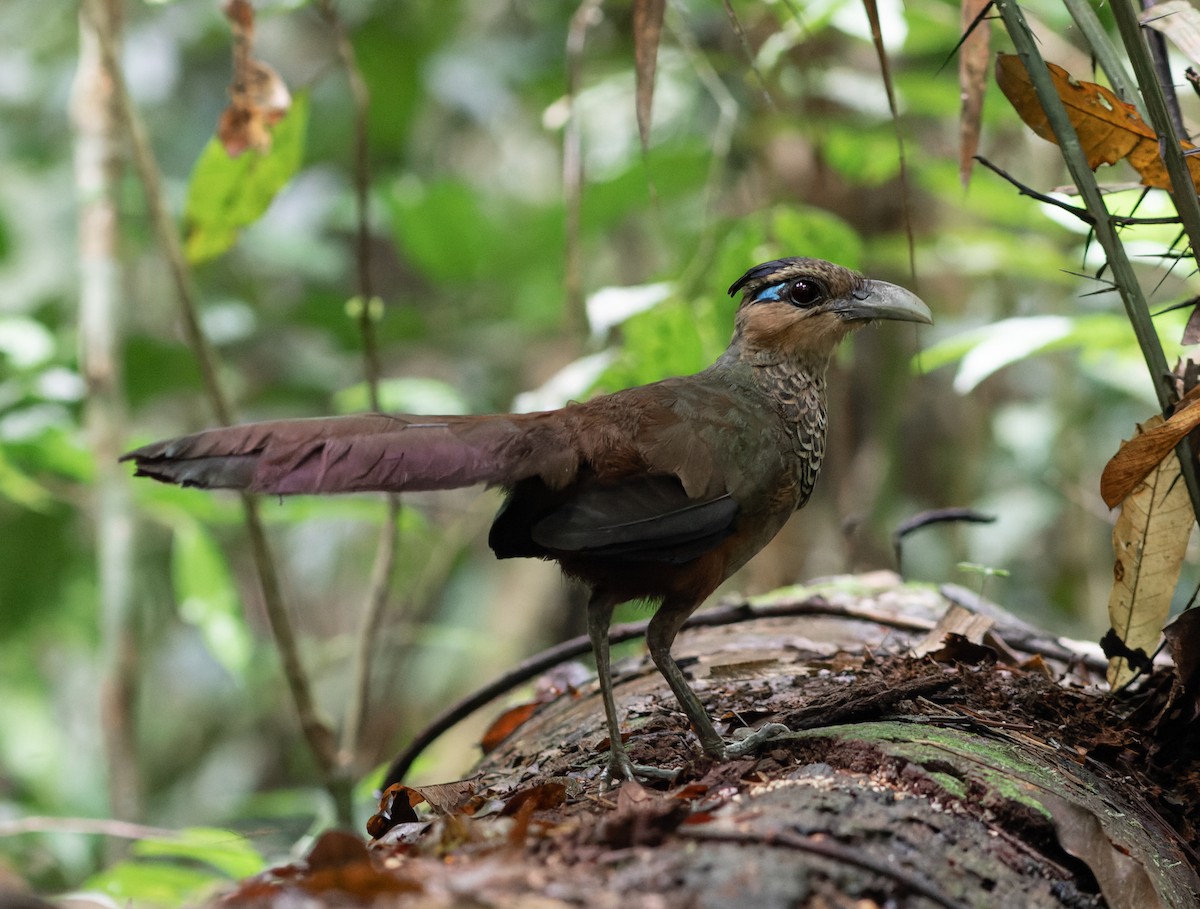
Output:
[{"xmin": 221, "ymin": 573, "xmax": 1200, "ymax": 909}]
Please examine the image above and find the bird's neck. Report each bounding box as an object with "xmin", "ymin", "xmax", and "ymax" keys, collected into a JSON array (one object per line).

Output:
[{"xmin": 715, "ymin": 343, "xmax": 831, "ymax": 507}]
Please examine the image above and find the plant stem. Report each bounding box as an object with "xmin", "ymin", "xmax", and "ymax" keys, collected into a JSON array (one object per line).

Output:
[{"xmin": 995, "ymin": 0, "xmax": 1200, "ymax": 525}]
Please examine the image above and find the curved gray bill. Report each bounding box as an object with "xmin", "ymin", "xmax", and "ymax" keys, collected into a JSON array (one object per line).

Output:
[{"xmin": 837, "ymin": 280, "xmax": 932, "ymax": 324}]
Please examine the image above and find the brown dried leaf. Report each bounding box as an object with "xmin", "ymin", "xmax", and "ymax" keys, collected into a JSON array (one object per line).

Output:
[
  {"xmin": 958, "ymin": 0, "xmax": 991, "ymax": 186},
  {"xmin": 218, "ymin": 0, "xmax": 291, "ymax": 157},
  {"xmin": 996, "ymin": 53, "xmax": 1200, "ymax": 191},
  {"xmin": 1162, "ymin": 608, "xmax": 1200, "ymax": 721},
  {"xmin": 1141, "ymin": 1, "xmax": 1200, "ymax": 68},
  {"xmin": 1183, "ymin": 302, "xmax": 1200, "ymax": 346},
  {"xmin": 1100, "ymin": 386, "xmax": 1200, "ymax": 507},
  {"xmin": 481, "ymin": 702, "xmax": 541, "ymax": 754},
  {"xmin": 911, "ymin": 603, "xmax": 994, "ymax": 658},
  {"xmin": 633, "ymin": 0, "xmax": 665, "ymax": 152},
  {"xmin": 1106, "ymin": 415, "xmax": 1195, "ymax": 689}
]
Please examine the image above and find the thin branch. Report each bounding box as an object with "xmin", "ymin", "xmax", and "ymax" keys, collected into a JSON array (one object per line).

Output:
[
  {"xmin": 1061, "ymin": 0, "xmax": 1144, "ymax": 113},
  {"xmin": 974, "ymin": 156, "xmax": 1182, "ymax": 226},
  {"xmin": 316, "ymin": 0, "xmax": 403, "ymax": 806},
  {"xmin": 82, "ymin": 0, "xmax": 340, "ymax": 796}
]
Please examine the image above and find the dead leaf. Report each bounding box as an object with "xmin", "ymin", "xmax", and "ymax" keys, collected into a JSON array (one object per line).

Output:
[
  {"xmin": 1162, "ymin": 608, "xmax": 1200, "ymax": 721},
  {"xmin": 500, "ymin": 781, "xmax": 568, "ymax": 817},
  {"xmin": 481, "ymin": 663, "xmax": 588, "ymax": 753},
  {"xmin": 996, "ymin": 53, "xmax": 1200, "ymax": 191},
  {"xmin": 959, "ymin": 0, "xmax": 991, "ymax": 186},
  {"xmin": 1100, "ymin": 385, "xmax": 1200, "ymax": 507},
  {"xmin": 218, "ymin": 0, "xmax": 291, "ymax": 157},
  {"xmin": 481, "ymin": 703, "xmax": 541, "ymax": 754},
  {"xmin": 911, "ymin": 603, "xmax": 995, "ymax": 658},
  {"xmin": 223, "ymin": 830, "xmax": 420, "ymax": 903},
  {"xmin": 1183, "ymin": 302, "xmax": 1200, "ymax": 346},
  {"xmin": 632, "ymin": 0, "xmax": 665, "ymax": 152},
  {"xmin": 1141, "ymin": 1, "xmax": 1200, "ymax": 68},
  {"xmin": 1106, "ymin": 415, "xmax": 1195, "ymax": 688}
]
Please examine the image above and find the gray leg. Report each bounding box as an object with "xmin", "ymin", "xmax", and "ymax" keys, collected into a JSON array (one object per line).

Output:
[
  {"xmin": 647, "ymin": 602, "xmax": 791, "ymax": 760},
  {"xmin": 587, "ymin": 593, "xmax": 676, "ymax": 784},
  {"xmin": 646, "ymin": 603, "xmax": 726, "ymax": 758}
]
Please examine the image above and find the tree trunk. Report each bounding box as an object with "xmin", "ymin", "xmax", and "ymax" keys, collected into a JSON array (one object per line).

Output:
[{"xmin": 224, "ymin": 573, "xmax": 1200, "ymax": 909}]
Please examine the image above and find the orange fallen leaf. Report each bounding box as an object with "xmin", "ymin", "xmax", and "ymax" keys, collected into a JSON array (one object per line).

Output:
[
  {"xmin": 1101, "ymin": 384, "xmax": 1200, "ymax": 507},
  {"xmin": 996, "ymin": 53, "xmax": 1200, "ymax": 191}
]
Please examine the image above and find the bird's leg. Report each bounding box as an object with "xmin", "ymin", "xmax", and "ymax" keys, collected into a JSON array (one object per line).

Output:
[
  {"xmin": 646, "ymin": 602, "xmax": 727, "ymax": 758},
  {"xmin": 586, "ymin": 593, "xmax": 677, "ymax": 785},
  {"xmin": 647, "ymin": 602, "xmax": 791, "ymax": 760}
]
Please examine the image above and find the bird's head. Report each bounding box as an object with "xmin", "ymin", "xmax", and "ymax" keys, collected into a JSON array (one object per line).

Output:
[{"xmin": 727, "ymin": 257, "xmax": 931, "ymax": 364}]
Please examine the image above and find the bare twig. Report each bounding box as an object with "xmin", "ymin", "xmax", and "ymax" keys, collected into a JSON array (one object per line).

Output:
[
  {"xmin": 82, "ymin": 0, "xmax": 341, "ymax": 805},
  {"xmin": 975, "ymin": 157, "xmax": 1183, "ymax": 226},
  {"xmin": 316, "ymin": 0, "xmax": 403, "ymax": 800}
]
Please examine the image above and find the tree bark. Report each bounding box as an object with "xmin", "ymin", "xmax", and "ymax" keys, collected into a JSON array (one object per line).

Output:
[{"xmin": 226, "ymin": 573, "xmax": 1200, "ymax": 909}]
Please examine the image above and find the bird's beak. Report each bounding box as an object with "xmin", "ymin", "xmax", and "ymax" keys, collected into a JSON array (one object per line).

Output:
[{"xmin": 835, "ymin": 281, "xmax": 932, "ymax": 324}]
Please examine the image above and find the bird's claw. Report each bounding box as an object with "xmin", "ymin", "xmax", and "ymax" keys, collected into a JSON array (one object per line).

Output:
[
  {"xmin": 600, "ymin": 748, "xmax": 680, "ymax": 790},
  {"xmin": 724, "ymin": 722, "xmax": 792, "ymax": 757}
]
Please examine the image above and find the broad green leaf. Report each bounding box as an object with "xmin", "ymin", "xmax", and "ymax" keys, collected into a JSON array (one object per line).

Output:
[
  {"xmin": 919, "ymin": 313, "xmax": 1156, "ymax": 393},
  {"xmin": 171, "ymin": 520, "xmax": 251, "ymax": 679},
  {"xmin": 184, "ymin": 93, "xmax": 309, "ymax": 264},
  {"xmin": 134, "ymin": 826, "xmax": 266, "ymax": 879},
  {"xmin": 85, "ymin": 860, "xmax": 224, "ymax": 908}
]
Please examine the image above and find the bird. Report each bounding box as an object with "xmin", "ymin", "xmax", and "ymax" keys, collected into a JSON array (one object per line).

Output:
[{"xmin": 123, "ymin": 257, "xmax": 931, "ymax": 784}]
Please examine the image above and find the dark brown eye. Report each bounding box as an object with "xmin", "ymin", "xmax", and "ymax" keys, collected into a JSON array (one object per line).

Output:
[{"xmin": 785, "ymin": 279, "xmax": 822, "ymax": 307}]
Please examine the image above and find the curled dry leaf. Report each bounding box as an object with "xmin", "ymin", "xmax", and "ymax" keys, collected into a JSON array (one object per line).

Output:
[
  {"xmin": 958, "ymin": 0, "xmax": 991, "ymax": 186},
  {"xmin": 1100, "ymin": 384, "xmax": 1200, "ymax": 508},
  {"xmin": 1105, "ymin": 416, "xmax": 1196, "ymax": 689},
  {"xmin": 995, "ymin": 53, "xmax": 1200, "ymax": 191},
  {"xmin": 1141, "ymin": 1, "xmax": 1200, "ymax": 68},
  {"xmin": 218, "ymin": 0, "xmax": 291, "ymax": 157}
]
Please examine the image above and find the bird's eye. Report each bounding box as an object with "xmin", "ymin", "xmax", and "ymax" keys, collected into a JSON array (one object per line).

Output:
[{"xmin": 785, "ymin": 279, "xmax": 823, "ymax": 308}]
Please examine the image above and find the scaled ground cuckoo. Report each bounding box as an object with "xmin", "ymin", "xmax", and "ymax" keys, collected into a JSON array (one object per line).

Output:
[{"xmin": 124, "ymin": 257, "xmax": 932, "ymax": 784}]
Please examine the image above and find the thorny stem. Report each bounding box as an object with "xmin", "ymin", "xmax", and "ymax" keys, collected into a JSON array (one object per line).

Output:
[
  {"xmin": 994, "ymin": 0, "xmax": 1200, "ymax": 528},
  {"xmin": 82, "ymin": 0, "xmax": 343, "ymax": 812}
]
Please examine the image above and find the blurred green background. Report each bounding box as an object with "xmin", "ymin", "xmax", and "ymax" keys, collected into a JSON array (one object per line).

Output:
[{"xmin": 1, "ymin": 0, "xmax": 1195, "ymax": 899}]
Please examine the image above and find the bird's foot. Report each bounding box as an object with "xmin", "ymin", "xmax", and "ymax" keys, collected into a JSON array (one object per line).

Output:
[
  {"xmin": 600, "ymin": 746, "xmax": 680, "ymax": 790},
  {"xmin": 723, "ymin": 722, "xmax": 792, "ymax": 757}
]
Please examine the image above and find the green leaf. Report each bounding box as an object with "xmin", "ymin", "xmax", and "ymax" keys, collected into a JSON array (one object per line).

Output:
[
  {"xmin": 171, "ymin": 520, "xmax": 251, "ymax": 679},
  {"xmin": 84, "ymin": 828, "xmax": 264, "ymax": 907},
  {"xmin": 919, "ymin": 313, "xmax": 1142, "ymax": 393},
  {"xmin": 134, "ymin": 826, "xmax": 267, "ymax": 879},
  {"xmin": 0, "ymin": 447, "xmax": 53, "ymax": 510},
  {"xmin": 184, "ymin": 93, "xmax": 309, "ymax": 264}
]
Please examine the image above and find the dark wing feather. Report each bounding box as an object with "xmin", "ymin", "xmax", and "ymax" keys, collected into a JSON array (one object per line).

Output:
[{"xmin": 530, "ymin": 475, "xmax": 738, "ymax": 564}]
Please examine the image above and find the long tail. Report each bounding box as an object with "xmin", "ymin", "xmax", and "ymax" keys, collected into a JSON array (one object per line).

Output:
[{"xmin": 121, "ymin": 413, "xmax": 580, "ymax": 495}]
